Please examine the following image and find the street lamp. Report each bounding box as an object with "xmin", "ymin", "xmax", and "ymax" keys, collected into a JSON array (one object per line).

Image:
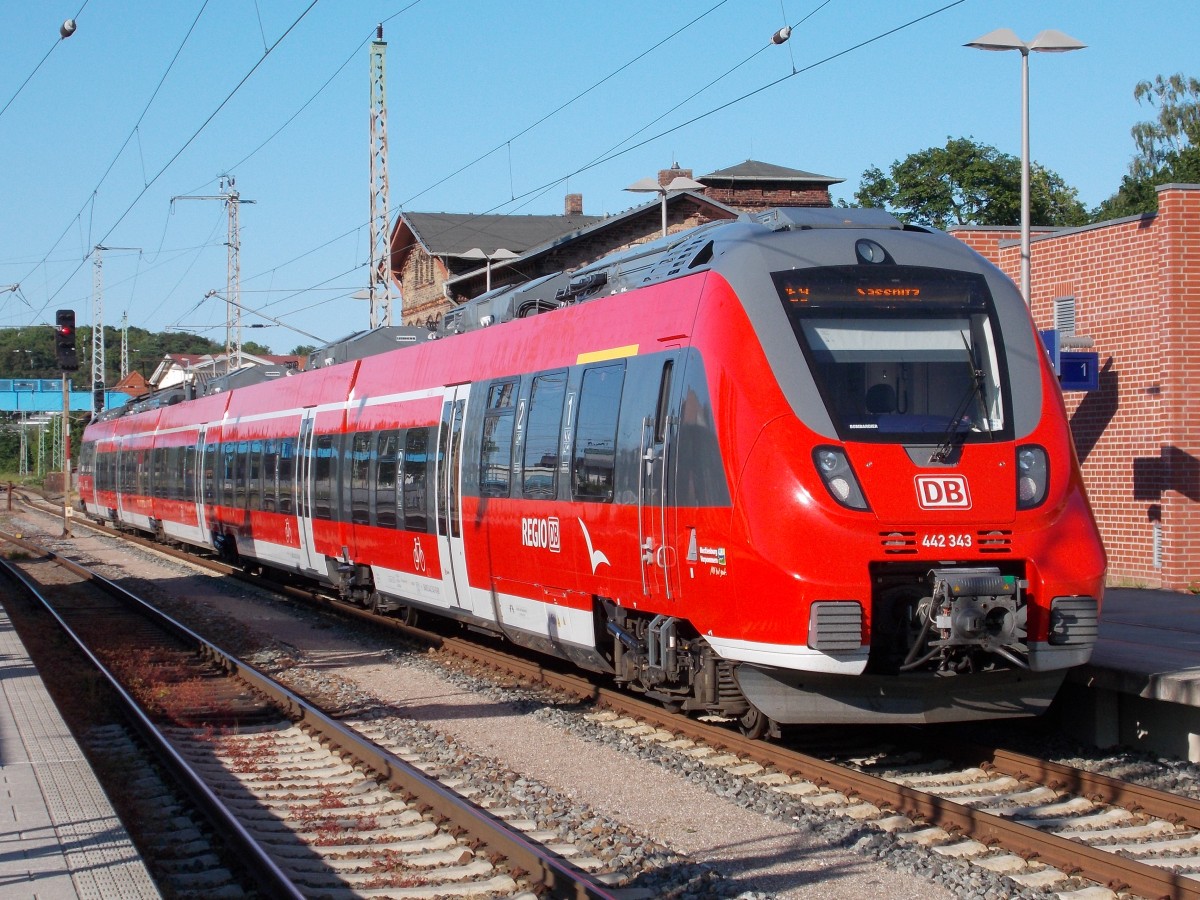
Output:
[
  {"xmin": 461, "ymin": 247, "xmax": 519, "ymax": 292},
  {"xmin": 625, "ymin": 173, "xmax": 707, "ymax": 238},
  {"xmin": 966, "ymin": 28, "xmax": 1085, "ymax": 304}
]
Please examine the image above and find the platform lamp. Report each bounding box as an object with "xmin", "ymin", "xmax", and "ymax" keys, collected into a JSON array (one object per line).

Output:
[
  {"xmin": 461, "ymin": 248, "xmax": 519, "ymax": 292},
  {"xmin": 965, "ymin": 28, "xmax": 1085, "ymax": 305},
  {"xmin": 625, "ymin": 174, "xmax": 707, "ymax": 238}
]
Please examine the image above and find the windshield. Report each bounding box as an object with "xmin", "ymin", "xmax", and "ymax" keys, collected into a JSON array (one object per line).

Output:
[{"xmin": 774, "ymin": 266, "xmax": 1010, "ymax": 444}]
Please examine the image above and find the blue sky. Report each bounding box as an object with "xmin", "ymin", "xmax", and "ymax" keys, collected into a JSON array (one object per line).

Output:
[{"xmin": 1, "ymin": 0, "xmax": 1197, "ymax": 355}]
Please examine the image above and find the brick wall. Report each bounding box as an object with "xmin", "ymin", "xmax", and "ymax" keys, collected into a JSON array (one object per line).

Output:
[{"xmin": 953, "ymin": 186, "xmax": 1200, "ymax": 589}]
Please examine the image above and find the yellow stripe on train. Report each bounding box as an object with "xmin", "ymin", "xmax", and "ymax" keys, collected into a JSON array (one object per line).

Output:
[{"xmin": 576, "ymin": 344, "xmax": 639, "ymax": 365}]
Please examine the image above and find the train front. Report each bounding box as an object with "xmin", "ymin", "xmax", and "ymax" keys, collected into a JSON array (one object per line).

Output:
[{"xmin": 709, "ymin": 210, "xmax": 1106, "ymax": 724}]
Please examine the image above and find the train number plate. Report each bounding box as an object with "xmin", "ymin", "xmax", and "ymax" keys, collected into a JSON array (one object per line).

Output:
[{"xmin": 921, "ymin": 532, "xmax": 973, "ymax": 549}]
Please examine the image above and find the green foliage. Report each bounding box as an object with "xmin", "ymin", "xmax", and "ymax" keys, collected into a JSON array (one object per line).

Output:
[
  {"xmin": 854, "ymin": 137, "xmax": 1086, "ymax": 230},
  {"xmin": 1095, "ymin": 73, "xmax": 1200, "ymax": 219},
  {"xmin": 290, "ymin": 344, "xmax": 317, "ymax": 357},
  {"xmin": 0, "ymin": 325, "xmax": 223, "ymax": 382}
]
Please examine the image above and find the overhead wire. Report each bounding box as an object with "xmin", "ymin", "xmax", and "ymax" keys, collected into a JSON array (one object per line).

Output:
[
  {"xmin": 25, "ymin": 0, "xmax": 324, "ymax": 323},
  {"xmin": 243, "ymin": 1, "xmax": 970, "ymax": 342},
  {"xmin": 16, "ymin": 1, "xmax": 212, "ymax": 306}
]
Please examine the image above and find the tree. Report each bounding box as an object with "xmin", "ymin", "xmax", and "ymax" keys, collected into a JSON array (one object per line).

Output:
[
  {"xmin": 290, "ymin": 344, "xmax": 317, "ymax": 357},
  {"xmin": 854, "ymin": 137, "xmax": 1087, "ymax": 230},
  {"xmin": 1094, "ymin": 73, "xmax": 1200, "ymax": 219}
]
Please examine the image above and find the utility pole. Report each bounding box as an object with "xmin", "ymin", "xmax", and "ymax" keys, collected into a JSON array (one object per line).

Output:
[
  {"xmin": 172, "ymin": 176, "xmax": 254, "ymax": 371},
  {"xmin": 368, "ymin": 24, "xmax": 394, "ymax": 328}
]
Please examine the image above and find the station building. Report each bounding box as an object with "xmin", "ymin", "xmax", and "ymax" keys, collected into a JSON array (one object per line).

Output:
[
  {"xmin": 389, "ymin": 160, "xmax": 842, "ymax": 326},
  {"xmin": 952, "ymin": 184, "xmax": 1200, "ymax": 590}
]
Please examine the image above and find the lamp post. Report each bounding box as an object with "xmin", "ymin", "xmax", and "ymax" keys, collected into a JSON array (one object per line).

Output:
[
  {"xmin": 462, "ymin": 248, "xmax": 519, "ymax": 292},
  {"xmin": 624, "ymin": 174, "xmax": 707, "ymax": 238},
  {"xmin": 966, "ymin": 28, "xmax": 1085, "ymax": 304}
]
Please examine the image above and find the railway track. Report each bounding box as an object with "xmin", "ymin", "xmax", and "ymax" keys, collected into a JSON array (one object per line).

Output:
[
  {"xmin": 0, "ymin": 527, "xmax": 619, "ymax": 899},
  {"xmin": 16, "ymin": 492, "xmax": 1200, "ymax": 898}
]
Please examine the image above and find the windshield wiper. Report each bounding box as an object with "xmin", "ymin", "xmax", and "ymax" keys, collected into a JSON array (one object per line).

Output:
[{"xmin": 930, "ymin": 334, "xmax": 988, "ymax": 463}]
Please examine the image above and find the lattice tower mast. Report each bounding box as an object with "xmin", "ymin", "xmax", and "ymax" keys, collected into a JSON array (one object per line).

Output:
[
  {"xmin": 120, "ymin": 313, "xmax": 129, "ymax": 379},
  {"xmin": 171, "ymin": 178, "xmax": 253, "ymax": 373},
  {"xmin": 92, "ymin": 247, "xmax": 105, "ymax": 415},
  {"xmin": 369, "ymin": 24, "xmax": 394, "ymax": 328},
  {"xmin": 92, "ymin": 245, "xmax": 139, "ymax": 414}
]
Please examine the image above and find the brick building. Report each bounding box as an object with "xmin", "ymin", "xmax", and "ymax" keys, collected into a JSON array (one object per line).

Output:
[
  {"xmin": 389, "ymin": 160, "xmax": 840, "ymax": 325},
  {"xmin": 952, "ymin": 184, "xmax": 1200, "ymax": 589}
]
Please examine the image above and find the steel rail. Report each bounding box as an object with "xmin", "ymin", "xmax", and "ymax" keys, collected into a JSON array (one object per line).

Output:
[
  {"xmin": 0, "ymin": 529, "xmax": 620, "ymax": 900},
  {"xmin": 35, "ymin": 505, "xmax": 1200, "ymax": 898},
  {"xmin": 0, "ymin": 540, "xmax": 305, "ymax": 900}
]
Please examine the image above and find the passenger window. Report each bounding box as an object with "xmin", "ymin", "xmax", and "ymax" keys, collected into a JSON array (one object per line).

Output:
[
  {"xmin": 277, "ymin": 438, "xmax": 295, "ymax": 514},
  {"xmin": 523, "ymin": 371, "xmax": 567, "ymax": 499},
  {"xmin": 350, "ymin": 432, "xmax": 373, "ymax": 525},
  {"xmin": 313, "ymin": 434, "xmax": 336, "ymax": 520},
  {"xmin": 375, "ymin": 430, "xmax": 400, "ymax": 528},
  {"xmin": 573, "ymin": 364, "xmax": 624, "ymax": 502},
  {"xmin": 403, "ymin": 428, "xmax": 430, "ymax": 533},
  {"xmin": 248, "ymin": 440, "xmax": 263, "ymax": 510},
  {"xmin": 480, "ymin": 380, "xmax": 517, "ymax": 497}
]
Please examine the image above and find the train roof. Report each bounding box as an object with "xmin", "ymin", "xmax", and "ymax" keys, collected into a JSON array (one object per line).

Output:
[{"xmin": 92, "ymin": 206, "xmax": 924, "ymax": 423}]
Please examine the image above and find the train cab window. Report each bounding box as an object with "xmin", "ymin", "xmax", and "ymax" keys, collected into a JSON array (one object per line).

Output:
[
  {"xmin": 572, "ymin": 364, "xmax": 624, "ymax": 502},
  {"xmin": 403, "ymin": 427, "xmax": 430, "ymax": 533},
  {"xmin": 277, "ymin": 438, "xmax": 295, "ymax": 514},
  {"xmin": 313, "ymin": 434, "xmax": 336, "ymax": 520},
  {"xmin": 774, "ymin": 266, "xmax": 1011, "ymax": 444},
  {"xmin": 480, "ymin": 380, "xmax": 517, "ymax": 497},
  {"xmin": 375, "ymin": 430, "xmax": 400, "ymax": 528},
  {"xmin": 349, "ymin": 432, "xmax": 373, "ymax": 525},
  {"xmin": 523, "ymin": 371, "xmax": 567, "ymax": 499}
]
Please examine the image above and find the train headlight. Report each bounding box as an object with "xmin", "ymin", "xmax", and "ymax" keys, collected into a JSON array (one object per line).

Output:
[
  {"xmin": 813, "ymin": 447, "xmax": 869, "ymax": 510},
  {"xmin": 1016, "ymin": 445, "xmax": 1049, "ymax": 509}
]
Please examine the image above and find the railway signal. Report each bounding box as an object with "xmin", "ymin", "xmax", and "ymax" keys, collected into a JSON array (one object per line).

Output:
[{"xmin": 54, "ymin": 309, "xmax": 79, "ymax": 371}]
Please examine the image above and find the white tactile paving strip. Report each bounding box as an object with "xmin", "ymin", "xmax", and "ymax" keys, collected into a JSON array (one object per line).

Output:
[{"xmin": 0, "ymin": 605, "xmax": 161, "ymax": 899}]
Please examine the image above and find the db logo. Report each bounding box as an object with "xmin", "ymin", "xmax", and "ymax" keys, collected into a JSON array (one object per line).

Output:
[{"xmin": 915, "ymin": 474, "xmax": 972, "ymax": 509}]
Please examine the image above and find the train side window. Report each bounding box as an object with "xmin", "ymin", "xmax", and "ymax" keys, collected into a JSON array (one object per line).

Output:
[
  {"xmin": 262, "ymin": 440, "xmax": 277, "ymax": 512},
  {"xmin": 248, "ymin": 440, "xmax": 263, "ymax": 511},
  {"xmin": 572, "ymin": 363, "xmax": 624, "ymax": 502},
  {"xmin": 313, "ymin": 434, "xmax": 336, "ymax": 520},
  {"xmin": 203, "ymin": 443, "xmax": 217, "ymax": 504},
  {"xmin": 220, "ymin": 443, "xmax": 235, "ymax": 507},
  {"xmin": 184, "ymin": 445, "xmax": 197, "ymax": 502},
  {"xmin": 375, "ymin": 430, "xmax": 400, "ymax": 529},
  {"xmin": 480, "ymin": 380, "xmax": 517, "ymax": 497},
  {"xmin": 403, "ymin": 427, "xmax": 430, "ymax": 533},
  {"xmin": 523, "ymin": 370, "xmax": 567, "ymax": 499},
  {"xmin": 277, "ymin": 438, "xmax": 295, "ymax": 514},
  {"xmin": 654, "ymin": 359, "xmax": 674, "ymax": 444},
  {"xmin": 234, "ymin": 441, "xmax": 249, "ymax": 507},
  {"xmin": 349, "ymin": 432, "xmax": 373, "ymax": 525}
]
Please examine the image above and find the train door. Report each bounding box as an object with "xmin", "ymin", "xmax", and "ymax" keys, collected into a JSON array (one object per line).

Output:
[
  {"xmin": 435, "ymin": 384, "xmax": 474, "ymax": 613},
  {"xmin": 638, "ymin": 355, "xmax": 681, "ymax": 601},
  {"xmin": 295, "ymin": 409, "xmax": 323, "ymax": 575}
]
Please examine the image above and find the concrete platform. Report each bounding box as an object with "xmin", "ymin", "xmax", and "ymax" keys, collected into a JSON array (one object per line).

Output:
[
  {"xmin": 1059, "ymin": 586, "xmax": 1200, "ymax": 762},
  {"xmin": 0, "ymin": 604, "xmax": 160, "ymax": 899}
]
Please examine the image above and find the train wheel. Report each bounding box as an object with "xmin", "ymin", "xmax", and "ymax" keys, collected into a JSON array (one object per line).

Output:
[{"xmin": 738, "ymin": 705, "xmax": 770, "ymax": 740}]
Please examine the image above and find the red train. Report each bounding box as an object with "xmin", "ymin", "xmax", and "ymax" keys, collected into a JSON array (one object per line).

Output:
[{"xmin": 79, "ymin": 207, "xmax": 1106, "ymax": 737}]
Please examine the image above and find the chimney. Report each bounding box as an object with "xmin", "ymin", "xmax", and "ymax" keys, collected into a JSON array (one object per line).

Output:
[
  {"xmin": 564, "ymin": 193, "xmax": 584, "ymax": 216},
  {"xmin": 658, "ymin": 162, "xmax": 692, "ymax": 188}
]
